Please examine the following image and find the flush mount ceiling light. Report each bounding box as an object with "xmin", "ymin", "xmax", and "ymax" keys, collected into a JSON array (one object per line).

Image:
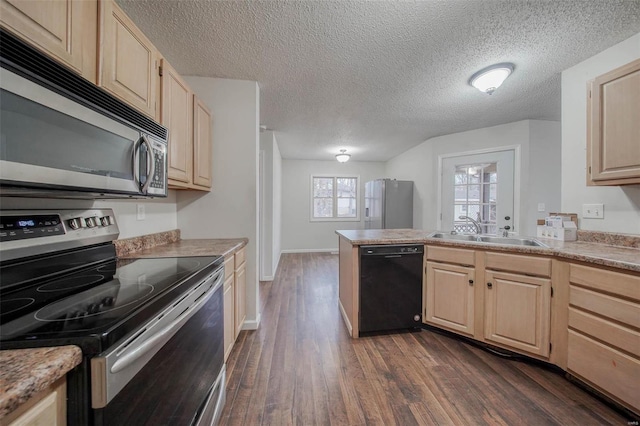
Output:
[
  {"xmin": 336, "ymin": 149, "xmax": 351, "ymax": 163},
  {"xmin": 469, "ymin": 63, "xmax": 514, "ymax": 95}
]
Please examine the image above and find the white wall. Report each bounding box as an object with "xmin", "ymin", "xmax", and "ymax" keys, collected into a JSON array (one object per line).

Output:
[
  {"xmin": 281, "ymin": 160, "xmax": 386, "ymax": 251},
  {"xmin": 177, "ymin": 77, "xmax": 261, "ymax": 329},
  {"xmin": 385, "ymin": 120, "xmax": 561, "ymax": 236},
  {"xmin": 259, "ymin": 131, "xmax": 282, "ymax": 280},
  {"xmin": 561, "ymin": 33, "xmax": 640, "ymax": 233}
]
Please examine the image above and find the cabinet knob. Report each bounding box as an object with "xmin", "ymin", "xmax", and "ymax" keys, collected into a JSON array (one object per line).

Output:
[
  {"xmin": 469, "ymin": 279, "xmax": 474, "ymax": 285},
  {"xmin": 487, "ymin": 282, "xmax": 493, "ymax": 288}
]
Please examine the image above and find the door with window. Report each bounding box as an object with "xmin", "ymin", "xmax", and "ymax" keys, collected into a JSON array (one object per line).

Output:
[{"xmin": 441, "ymin": 150, "xmax": 515, "ymax": 235}]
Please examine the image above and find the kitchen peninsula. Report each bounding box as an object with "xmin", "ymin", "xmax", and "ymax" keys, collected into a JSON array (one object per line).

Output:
[{"xmin": 337, "ymin": 228, "xmax": 640, "ymax": 416}]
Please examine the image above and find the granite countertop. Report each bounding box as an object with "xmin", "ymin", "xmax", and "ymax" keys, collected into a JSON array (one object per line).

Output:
[
  {"xmin": 336, "ymin": 229, "xmax": 640, "ymax": 273},
  {"xmin": 112, "ymin": 229, "xmax": 248, "ymax": 259},
  {"xmin": 117, "ymin": 238, "xmax": 248, "ymax": 259},
  {"xmin": 0, "ymin": 346, "xmax": 82, "ymax": 419}
]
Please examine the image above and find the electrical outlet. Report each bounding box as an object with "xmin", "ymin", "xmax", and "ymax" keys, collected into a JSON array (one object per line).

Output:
[
  {"xmin": 582, "ymin": 203, "xmax": 604, "ymax": 219},
  {"xmin": 136, "ymin": 204, "xmax": 145, "ymax": 221},
  {"xmin": 537, "ymin": 203, "xmax": 546, "ymax": 212}
]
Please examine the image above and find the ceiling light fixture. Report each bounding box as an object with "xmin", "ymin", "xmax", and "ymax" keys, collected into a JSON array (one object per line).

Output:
[
  {"xmin": 336, "ymin": 149, "xmax": 351, "ymax": 163},
  {"xmin": 469, "ymin": 63, "xmax": 514, "ymax": 95}
]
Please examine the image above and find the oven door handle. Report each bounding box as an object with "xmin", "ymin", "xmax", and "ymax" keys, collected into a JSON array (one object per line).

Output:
[{"xmin": 111, "ymin": 271, "xmax": 223, "ymax": 374}]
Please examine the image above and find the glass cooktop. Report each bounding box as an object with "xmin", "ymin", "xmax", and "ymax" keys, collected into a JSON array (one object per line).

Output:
[{"xmin": 0, "ymin": 256, "xmax": 222, "ymax": 347}]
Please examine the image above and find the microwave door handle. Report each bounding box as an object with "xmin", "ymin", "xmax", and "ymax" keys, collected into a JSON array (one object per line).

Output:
[
  {"xmin": 132, "ymin": 137, "xmax": 142, "ymax": 189},
  {"xmin": 138, "ymin": 135, "xmax": 155, "ymax": 193}
]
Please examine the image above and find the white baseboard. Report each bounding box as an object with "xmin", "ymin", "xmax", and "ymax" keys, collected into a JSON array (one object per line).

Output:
[
  {"xmin": 280, "ymin": 248, "xmax": 338, "ymax": 254},
  {"xmin": 242, "ymin": 313, "xmax": 261, "ymax": 330},
  {"xmin": 338, "ymin": 300, "xmax": 353, "ymax": 336}
]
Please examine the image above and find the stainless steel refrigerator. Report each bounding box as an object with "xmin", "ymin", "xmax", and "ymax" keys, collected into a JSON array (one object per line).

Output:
[{"xmin": 364, "ymin": 179, "xmax": 413, "ymax": 229}]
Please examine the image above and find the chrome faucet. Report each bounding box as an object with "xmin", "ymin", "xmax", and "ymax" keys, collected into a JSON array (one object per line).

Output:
[{"xmin": 458, "ymin": 215, "xmax": 482, "ymax": 234}]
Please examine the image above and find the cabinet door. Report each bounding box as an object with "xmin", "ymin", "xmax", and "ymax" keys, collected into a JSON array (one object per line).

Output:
[
  {"xmin": 223, "ymin": 274, "xmax": 235, "ymax": 361},
  {"xmin": 99, "ymin": 0, "xmax": 158, "ymax": 119},
  {"xmin": 425, "ymin": 261, "xmax": 475, "ymax": 336},
  {"xmin": 588, "ymin": 58, "xmax": 640, "ymax": 185},
  {"xmin": 234, "ymin": 262, "xmax": 246, "ymax": 338},
  {"xmin": 193, "ymin": 96, "xmax": 213, "ymax": 188},
  {"xmin": 484, "ymin": 270, "xmax": 551, "ymax": 357},
  {"xmin": 161, "ymin": 59, "xmax": 193, "ymax": 185},
  {"xmin": 0, "ymin": 0, "xmax": 97, "ymax": 82}
]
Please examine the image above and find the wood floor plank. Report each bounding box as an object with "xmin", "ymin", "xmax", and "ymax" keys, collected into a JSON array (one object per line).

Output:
[{"xmin": 219, "ymin": 253, "xmax": 631, "ymax": 425}]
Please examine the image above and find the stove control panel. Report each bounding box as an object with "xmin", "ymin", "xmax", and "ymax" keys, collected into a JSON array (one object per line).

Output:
[
  {"xmin": 0, "ymin": 209, "xmax": 119, "ymax": 262},
  {"xmin": 0, "ymin": 214, "xmax": 65, "ymax": 241}
]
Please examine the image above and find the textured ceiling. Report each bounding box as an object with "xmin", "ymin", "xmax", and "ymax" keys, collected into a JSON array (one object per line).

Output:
[{"xmin": 117, "ymin": 0, "xmax": 640, "ymax": 162}]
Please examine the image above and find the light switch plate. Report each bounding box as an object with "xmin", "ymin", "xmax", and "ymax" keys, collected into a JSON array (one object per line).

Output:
[
  {"xmin": 537, "ymin": 203, "xmax": 545, "ymax": 212},
  {"xmin": 582, "ymin": 203, "xmax": 604, "ymax": 219},
  {"xmin": 136, "ymin": 204, "xmax": 145, "ymax": 221}
]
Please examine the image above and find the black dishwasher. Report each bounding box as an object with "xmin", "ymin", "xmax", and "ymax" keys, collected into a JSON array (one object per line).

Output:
[{"xmin": 359, "ymin": 244, "xmax": 423, "ymax": 335}]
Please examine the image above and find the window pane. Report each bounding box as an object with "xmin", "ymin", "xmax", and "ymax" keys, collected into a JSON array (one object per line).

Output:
[
  {"xmin": 337, "ymin": 178, "xmax": 356, "ymax": 198},
  {"xmin": 454, "ymin": 170, "xmax": 467, "ymax": 184},
  {"xmin": 313, "ymin": 178, "xmax": 333, "ymax": 197},
  {"xmin": 454, "ymin": 185, "xmax": 466, "ymax": 201},
  {"xmin": 468, "ymin": 185, "xmax": 480, "ymax": 201},
  {"xmin": 313, "ymin": 198, "xmax": 333, "ymax": 217},
  {"xmin": 489, "ymin": 183, "xmax": 497, "ymax": 201},
  {"xmin": 337, "ymin": 197, "xmax": 356, "ymax": 217}
]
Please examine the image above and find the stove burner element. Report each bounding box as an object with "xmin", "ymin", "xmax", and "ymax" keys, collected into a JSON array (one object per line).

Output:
[
  {"xmin": 0, "ymin": 298, "xmax": 35, "ymax": 316},
  {"xmin": 35, "ymin": 283, "xmax": 155, "ymax": 322},
  {"xmin": 37, "ymin": 275, "xmax": 105, "ymax": 293}
]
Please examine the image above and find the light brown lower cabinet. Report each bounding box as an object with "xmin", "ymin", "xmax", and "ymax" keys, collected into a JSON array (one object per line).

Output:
[
  {"xmin": 223, "ymin": 255, "xmax": 235, "ymax": 361},
  {"xmin": 4, "ymin": 376, "xmax": 66, "ymax": 426},
  {"xmin": 567, "ymin": 263, "xmax": 640, "ymax": 413},
  {"xmin": 484, "ymin": 270, "xmax": 551, "ymax": 357},
  {"xmin": 223, "ymin": 246, "xmax": 247, "ymax": 361},
  {"xmin": 234, "ymin": 247, "xmax": 247, "ymax": 338},
  {"xmin": 425, "ymin": 261, "xmax": 475, "ymax": 337}
]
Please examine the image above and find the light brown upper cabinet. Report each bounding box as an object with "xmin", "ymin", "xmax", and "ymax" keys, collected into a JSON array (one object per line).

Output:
[
  {"xmin": 161, "ymin": 59, "xmax": 193, "ymax": 184},
  {"xmin": 0, "ymin": 0, "xmax": 98, "ymax": 83},
  {"xmin": 161, "ymin": 59, "xmax": 213, "ymax": 191},
  {"xmin": 99, "ymin": 0, "xmax": 159, "ymax": 119},
  {"xmin": 587, "ymin": 58, "xmax": 640, "ymax": 185},
  {"xmin": 193, "ymin": 97, "xmax": 213, "ymax": 189}
]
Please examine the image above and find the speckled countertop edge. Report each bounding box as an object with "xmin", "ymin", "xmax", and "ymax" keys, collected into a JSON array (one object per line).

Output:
[
  {"xmin": 117, "ymin": 238, "xmax": 248, "ymax": 259},
  {"xmin": 336, "ymin": 229, "xmax": 640, "ymax": 273},
  {"xmin": 0, "ymin": 346, "xmax": 82, "ymax": 419}
]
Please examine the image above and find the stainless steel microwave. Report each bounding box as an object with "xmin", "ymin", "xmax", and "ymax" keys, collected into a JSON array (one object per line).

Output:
[{"xmin": 0, "ymin": 29, "xmax": 168, "ymax": 199}]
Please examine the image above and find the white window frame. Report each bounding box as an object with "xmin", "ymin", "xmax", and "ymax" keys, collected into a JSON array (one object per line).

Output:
[
  {"xmin": 437, "ymin": 146, "xmax": 521, "ymax": 234},
  {"xmin": 310, "ymin": 175, "xmax": 360, "ymax": 222}
]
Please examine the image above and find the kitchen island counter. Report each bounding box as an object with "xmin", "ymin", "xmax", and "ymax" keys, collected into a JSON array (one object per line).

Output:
[
  {"xmin": 336, "ymin": 229, "xmax": 640, "ymax": 272},
  {"xmin": 0, "ymin": 346, "xmax": 81, "ymax": 420}
]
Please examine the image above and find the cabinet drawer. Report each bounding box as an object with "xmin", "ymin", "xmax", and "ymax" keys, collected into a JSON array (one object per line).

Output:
[
  {"xmin": 427, "ymin": 246, "xmax": 474, "ymax": 266},
  {"xmin": 569, "ymin": 307, "xmax": 640, "ymax": 355},
  {"xmin": 570, "ymin": 264, "xmax": 640, "ymax": 301},
  {"xmin": 570, "ymin": 286, "xmax": 640, "ymax": 329},
  {"xmin": 568, "ymin": 330, "xmax": 640, "ymax": 411},
  {"xmin": 224, "ymin": 255, "xmax": 234, "ymax": 281},
  {"xmin": 485, "ymin": 252, "xmax": 551, "ymax": 277},
  {"xmin": 235, "ymin": 246, "xmax": 246, "ymax": 269}
]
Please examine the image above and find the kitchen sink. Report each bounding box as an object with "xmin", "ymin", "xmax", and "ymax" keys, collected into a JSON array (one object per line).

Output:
[{"xmin": 428, "ymin": 232, "xmax": 548, "ymax": 247}]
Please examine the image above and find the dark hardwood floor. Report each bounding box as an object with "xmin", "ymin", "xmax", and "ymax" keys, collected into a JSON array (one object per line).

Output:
[{"xmin": 220, "ymin": 253, "xmax": 629, "ymax": 425}]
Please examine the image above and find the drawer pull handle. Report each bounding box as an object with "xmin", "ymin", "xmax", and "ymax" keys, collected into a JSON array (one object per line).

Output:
[{"xmin": 487, "ymin": 282, "xmax": 493, "ymax": 288}]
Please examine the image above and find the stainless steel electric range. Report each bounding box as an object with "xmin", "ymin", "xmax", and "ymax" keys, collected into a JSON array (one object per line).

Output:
[{"xmin": 0, "ymin": 209, "xmax": 226, "ymax": 425}]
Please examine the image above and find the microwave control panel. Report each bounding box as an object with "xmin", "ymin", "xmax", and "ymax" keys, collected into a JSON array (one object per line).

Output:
[{"xmin": 147, "ymin": 136, "xmax": 167, "ymax": 196}]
